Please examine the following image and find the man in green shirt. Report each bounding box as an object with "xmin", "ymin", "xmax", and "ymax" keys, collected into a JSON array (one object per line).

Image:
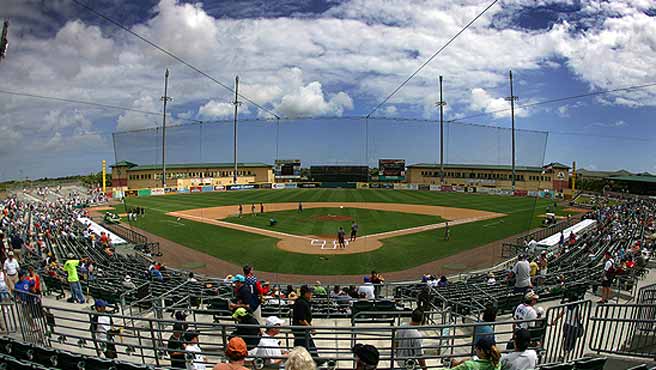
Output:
[{"xmin": 64, "ymin": 253, "xmax": 85, "ymax": 303}]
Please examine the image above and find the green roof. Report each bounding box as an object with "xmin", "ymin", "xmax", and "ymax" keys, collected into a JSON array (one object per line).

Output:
[
  {"xmin": 111, "ymin": 161, "xmax": 138, "ymax": 168},
  {"xmin": 577, "ymin": 169, "xmax": 633, "ymax": 178},
  {"xmin": 128, "ymin": 162, "xmax": 272, "ymax": 171},
  {"xmin": 607, "ymin": 174, "xmax": 656, "ymax": 184},
  {"xmin": 408, "ymin": 163, "xmax": 544, "ymax": 172}
]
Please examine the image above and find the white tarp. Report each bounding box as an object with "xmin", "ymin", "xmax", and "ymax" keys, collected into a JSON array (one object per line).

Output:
[
  {"xmin": 76, "ymin": 217, "xmax": 128, "ymax": 245},
  {"xmin": 536, "ymin": 218, "xmax": 597, "ymax": 249}
]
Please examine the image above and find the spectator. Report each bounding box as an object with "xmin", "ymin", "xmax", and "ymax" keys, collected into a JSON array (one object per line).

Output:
[
  {"xmin": 550, "ymin": 291, "xmax": 584, "ymax": 357},
  {"xmin": 229, "ymin": 274, "xmax": 261, "ymax": 320},
  {"xmin": 600, "ymin": 251, "xmax": 615, "ymax": 304},
  {"xmin": 394, "ymin": 308, "xmax": 427, "ymax": 370},
  {"xmin": 292, "ymin": 285, "xmax": 319, "ymax": 360},
  {"xmin": 63, "ymin": 253, "xmax": 85, "ymax": 303},
  {"xmin": 26, "ymin": 266, "xmax": 40, "ymax": 294},
  {"xmin": 313, "ymin": 281, "xmax": 327, "ymax": 296},
  {"xmin": 528, "ymin": 257, "xmax": 539, "ymax": 281},
  {"xmin": 91, "ymin": 299, "xmax": 118, "ymax": 359},
  {"xmin": 353, "ymin": 343, "xmax": 379, "ymax": 370},
  {"xmin": 10, "ymin": 232, "xmax": 23, "ymax": 261},
  {"xmin": 243, "ymin": 265, "xmax": 263, "ymax": 322},
  {"xmin": 286, "ymin": 347, "xmax": 315, "ymax": 370},
  {"xmin": 473, "ymin": 304, "xmax": 497, "ymax": 345},
  {"xmin": 329, "ymin": 285, "xmax": 344, "ymax": 299},
  {"xmin": 451, "ymin": 336, "xmax": 501, "ymax": 370},
  {"xmin": 213, "ymin": 337, "xmax": 249, "ymax": 370},
  {"xmin": 0, "ymin": 268, "xmax": 8, "ymax": 301},
  {"xmin": 252, "ymin": 316, "xmax": 287, "ymax": 367},
  {"xmin": 371, "ymin": 271, "xmax": 384, "ymax": 297},
  {"xmin": 184, "ymin": 330, "xmax": 207, "ymax": 370},
  {"xmin": 437, "ymin": 275, "xmax": 448, "ymax": 287},
  {"xmin": 514, "ymin": 291, "xmax": 539, "ymax": 330},
  {"xmin": 230, "ymin": 308, "xmax": 261, "ymax": 351},
  {"xmin": 500, "ymin": 329, "xmax": 537, "ymax": 370},
  {"xmin": 188, "ymin": 272, "xmax": 198, "ymax": 283},
  {"xmin": 167, "ymin": 323, "xmax": 186, "ymax": 369},
  {"xmin": 357, "ymin": 277, "xmax": 375, "ymax": 300},
  {"xmin": 486, "ymin": 272, "xmax": 496, "ymax": 286},
  {"xmin": 3, "ymin": 251, "xmax": 19, "ymax": 293},
  {"xmin": 508, "ymin": 255, "xmax": 532, "ymax": 293},
  {"xmin": 122, "ymin": 275, "xmax": 136, "ymax": 290}
]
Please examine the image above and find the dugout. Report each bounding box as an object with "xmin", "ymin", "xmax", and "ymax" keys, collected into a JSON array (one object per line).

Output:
[{"xmin": 310, "ymin": 165, "xmax": 369, "ymax": 183}]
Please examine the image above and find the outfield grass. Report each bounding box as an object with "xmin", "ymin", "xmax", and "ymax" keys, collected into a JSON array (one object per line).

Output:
[
  {"xmin": 122, "ymin": 189, "xmax": 553, "ymax": 274},
  {"xmin": 224, "ymin": 207, "xmax": 446, "ymax": 237}
]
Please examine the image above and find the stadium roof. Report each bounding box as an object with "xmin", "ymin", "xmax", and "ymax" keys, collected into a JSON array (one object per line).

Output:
[
  {"xmin": 407, "ymin": 163, "xmax": 545, "ymax": 172},
  {"xmin": 607, "ymin": 174, "xmax": 656, "ymax": 184},
  {"xmin": 111, "ymin": 161, "xmax": 138, "ymax": 168},
  {"xmin": 127, "ymin": 162, "xmax": 272, "ymax": 171},
  {"xmin": 544, "ymin": 162, "xmax": 570, "ymax": 169},
  {"xmin": 577, "ymin": 168, "xmax": 632, "ymax": 178}
]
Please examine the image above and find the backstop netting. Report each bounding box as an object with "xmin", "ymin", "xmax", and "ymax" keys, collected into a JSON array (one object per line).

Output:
[{"xmin": 112, "ymin": 117, "xmax": 549, "ymax": 276}]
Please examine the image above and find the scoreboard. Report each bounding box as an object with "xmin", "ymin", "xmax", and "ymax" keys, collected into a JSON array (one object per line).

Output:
[
  {"xmin": 377, "ymin": 159, "xmax": 406, "ymax": 181},
  {"xmin": 274, "ymin": 159, "xmax": 301, "ymax": 179}
]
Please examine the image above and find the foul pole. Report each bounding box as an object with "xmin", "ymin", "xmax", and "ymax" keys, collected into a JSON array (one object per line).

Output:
[{"xmin": 232, "ymin": 76, "xmax": 241, "ymax": 184}]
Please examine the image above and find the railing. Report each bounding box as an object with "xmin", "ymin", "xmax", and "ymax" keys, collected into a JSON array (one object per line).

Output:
[
  {"xmin": 2, "ymin": 292, "xmax": 560, "ymax": 369},
  {"xmin": 589, "ymin": 303, "xmax": 656, "ymax": 359},
  {"xmin": 517, "ymin": 217, "xmax": 580, "ymax": 246},
  {"xmin": 102, "ymin": 222, "xmax": 148, "ymax": 245}
]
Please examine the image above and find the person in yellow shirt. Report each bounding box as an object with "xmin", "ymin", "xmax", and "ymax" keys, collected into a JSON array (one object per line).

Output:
[{"xmin": 528, "ymin": 257, "xmax": 539, "ymax": 286}]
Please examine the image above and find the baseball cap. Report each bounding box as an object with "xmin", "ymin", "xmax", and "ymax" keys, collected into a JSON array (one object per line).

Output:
[
  {"xmin": 7, "ymin": 251, "xmax": 13, "ymax": 256},
  {"xmin": 474, "ymin": 334, "xmax": 496, "ymax": 351},
  {"xmin": 226, "ymin": 337, "xmax": 248, "ymax": 358},
  {"xmin": 299, "ymin": 285, "xmax": 314, "ymax": 295},
  {"xmin": 265, "ymin": 316, "xmax": 284, "ymax": 328},
  {"xmin": 363, "ymin": 276, "xmax": 371, "ymax": 283},
  {"xmin": 231, "ymin": 274, "xmax": 246, "ymax": 283},
  {"xmin": 352, "ymin": 344, "xmax": 379, "ymax": 367},
  {"xmin": 67, "ymin": 253, "xmax": 75, "ymax": 259},
  {"xmin": 94, "ymin": 299, "xmax": 108, "ymax": 308},
  {"xmin": 232, "ymin": 307, "xmax": 249, "ymax": 319},
  {"xmin": 525, "ymin": 291, "xmax": 540, "ymax": 301}
]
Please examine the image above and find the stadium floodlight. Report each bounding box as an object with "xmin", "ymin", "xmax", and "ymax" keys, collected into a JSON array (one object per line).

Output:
[
  {"xmin": 0, "ymin": 20, "xmax": 9, "ymax": 61},
  {"xmin": 505, "ymin": 70, "xmax": 519, "ymax": 191}
]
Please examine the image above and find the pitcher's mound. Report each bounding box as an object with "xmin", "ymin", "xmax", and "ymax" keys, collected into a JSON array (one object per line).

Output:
[{"xmin": 313, "ymin": 214, "xmax": 352, "ymax": 221}]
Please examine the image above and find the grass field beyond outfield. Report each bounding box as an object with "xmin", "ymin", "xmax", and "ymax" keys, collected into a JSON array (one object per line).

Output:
[
  {"xmin": 122, "ymin": 188, "xmax": 555, "ymax": 274},
  {"xmin": 224, "ymin": 207, "xmax": 446, "ymax": 237}
]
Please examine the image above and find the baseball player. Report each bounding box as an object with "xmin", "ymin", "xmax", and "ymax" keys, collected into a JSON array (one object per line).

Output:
[
  {"xmin": 337, "ymin": 227, "xmax": 346, "ymax": 248},
  {"xmin": 350, "ymin": 221, "xmax": 359, "ymax": 241}
]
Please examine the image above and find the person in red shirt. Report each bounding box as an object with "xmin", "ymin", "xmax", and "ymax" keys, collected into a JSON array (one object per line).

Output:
[
  {"xmin": 100, "ymin": 232, "xmax": 109, "ymax": 246},
  {"xmin": 26, "ymin": 266, "xmax": 41, "ymax": 294}
]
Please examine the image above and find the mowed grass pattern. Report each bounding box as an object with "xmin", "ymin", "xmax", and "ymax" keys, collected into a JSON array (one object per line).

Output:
[
  {"xmin": 225, "ymin": 207, "xmax": 446, "ymax": 237},
  {"xmin": 123, "ymin": 189, "xmax": 553, "ymax": 274}
]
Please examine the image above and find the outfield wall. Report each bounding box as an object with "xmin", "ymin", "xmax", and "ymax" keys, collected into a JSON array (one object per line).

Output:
[{"xmin": 112, "ymin": 181, "xmax": 556, "ymax": 199}]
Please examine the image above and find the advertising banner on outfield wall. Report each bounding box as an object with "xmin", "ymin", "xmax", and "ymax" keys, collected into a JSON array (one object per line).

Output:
[
  {"xmin": 356, "ymin": 182, "xmax": 369, "ymax": 189},
  {"xmin": 418, "ymin": 184, "xmax": 430, "ymax": 191},
  {"xmin": 126, "ymin": 190, "xmax": 138, "ymax": 197},
  {"xmin": 112, "ymin": 191, "xmax": 124, "ymax": 199},
  {"xmin": 190, "ymin": 186, "xmax": 202, "ymax": 193},
  {"xmin": 201, "ymin": 186, "xmax": 214, "ymax": 192},
  {"xmin": 177, "ymin": 188, "xmax": 189, "ymax": 193},
  {"xmin": 150, "ymin": 188, "xmax": 165, "ymax": 196},
  {"xmin": 272, "ymin": 183, "xmax": 285, "ymax": 189},
  {"xmin": 214, "ymin": 185, "xmax": 226, "ymax": 191},
  {"xmin": 513, "ymin": 190, "xmax": 528, "ymax": 197},
  {"xmin": 429, "ymin": 185, "xmax": 441, "ymax": 191},
  {"xmin": 165, "ymin": 187, "xmax": 176, "ymax": 193},
  {"xmin": 284, "ymin": 183, "xmax": 298, "ymax": 189},
  {"xmin": 441, "ymin": 185, "xmax": 455, "ymax": 192},
  {"xmin": 321, "ymin": 182, "xmax": 357, "ymax": 188},
  {"xmin": 260, "ymin": 183, "xmax": 272, "ymax": 189},
  {"xmin": 137, "ymin": 189, "xmax": 151, "ymax": 197},
  {"xmin": 298, "ymin": 182, "xmax": 320, "ymax": 188},
  {"xmin": 227, "ymin": 184, "xmax": 258, "ymax": 191}
]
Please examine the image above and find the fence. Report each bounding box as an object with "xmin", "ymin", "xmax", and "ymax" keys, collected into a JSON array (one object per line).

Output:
[
  {"xmin": 589, "ymin": 303, "xmax": 656, "ymax": 360},
  {"xmin": 102, "ymin": 222, "xmax": 148, "ymax": 245},
  {"xmin": 3, "ymin": 290, "xmax": 654, "ymax": 369}
]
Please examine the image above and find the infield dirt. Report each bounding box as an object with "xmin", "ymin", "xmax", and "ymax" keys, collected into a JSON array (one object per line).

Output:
[{"xmin": 168, "ymin": 202, "xmax": 504, "ymax": 255}]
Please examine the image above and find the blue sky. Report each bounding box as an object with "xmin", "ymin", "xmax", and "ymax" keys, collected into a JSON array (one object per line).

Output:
[{"xmin": 1, "ymin": 0, "xmax": 656, "ymax": 181}]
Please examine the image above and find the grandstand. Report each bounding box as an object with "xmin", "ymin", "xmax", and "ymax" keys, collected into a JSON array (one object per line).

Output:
[{"xmin": 0, "ymin": 186, "xmax": 654, "ymax": 370}]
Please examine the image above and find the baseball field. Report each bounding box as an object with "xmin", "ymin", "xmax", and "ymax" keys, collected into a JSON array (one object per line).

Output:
[{"xmin": 117, "ymin": 189, "xmax": 568, "ymax": 275}]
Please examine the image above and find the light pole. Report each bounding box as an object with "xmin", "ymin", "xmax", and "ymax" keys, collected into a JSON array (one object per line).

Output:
[
  {"xmin": 505, "ymin": 70, "xmax": 518, "ymax": 191},
  {"xmin": 435, "ymin": 76, "xmax": 447, "ymax": 184}
]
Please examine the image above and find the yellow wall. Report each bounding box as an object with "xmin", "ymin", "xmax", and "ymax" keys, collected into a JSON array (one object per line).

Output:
[
  {"xmin": 406, "ymin": 167, "xmax": 563, "ymax": 192},
  {"xmin": 125, "ymin": 166, "xmax": 273, "ymax": 189}
]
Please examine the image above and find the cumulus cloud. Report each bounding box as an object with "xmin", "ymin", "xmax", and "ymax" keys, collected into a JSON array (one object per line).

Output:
[
  {"xmin": 275, "ymin": 82, "xmax": 353, "ymax": 117},
  {"xmin": 198, "ymin": 100, "xmax": 249, "ymax": 119},
  {"xmin": 116, "ymin": 96, "xmax": 161, "ymax": 131},
  {"xmin": 469, "ymin": 88, "xmax": 528, "ymax": 118}
]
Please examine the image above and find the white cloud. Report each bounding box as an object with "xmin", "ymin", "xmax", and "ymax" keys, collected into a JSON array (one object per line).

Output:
[
  {"xmin": 275, "ymin": 81, "xmax": 353, "ymax": 117},
  {"xmin": 198, "ymin": 100, "xmax": 250, "ymax": 119},
  {"xmin": 469, "ymin": 88, "xmax": 529, "ymax": 118},
  {"xmin": 116, "ymin": 95, "xmax": 161, "ymax": 131}
]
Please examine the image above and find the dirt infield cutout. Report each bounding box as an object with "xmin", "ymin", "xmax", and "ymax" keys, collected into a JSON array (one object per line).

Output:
[{"xmin": 168, "ymin": 202, "xmax": 504, "ymax": 255}]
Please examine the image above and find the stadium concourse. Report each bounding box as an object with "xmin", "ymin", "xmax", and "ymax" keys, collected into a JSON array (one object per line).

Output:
[{"xmin": 0, "ymin": 187, "xmax": 655, "ymax": 370}]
